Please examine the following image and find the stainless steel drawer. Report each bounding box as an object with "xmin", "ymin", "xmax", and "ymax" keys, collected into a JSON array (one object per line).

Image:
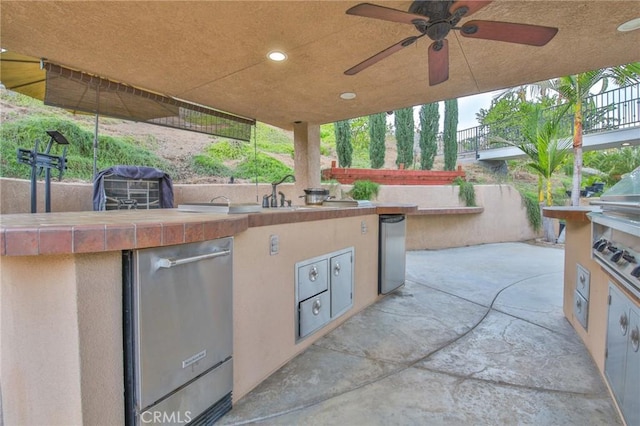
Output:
[
  {"xmin": 297, "ymin": 259, "xmax": 328, "ymax": 302},
  {"xmin": 576, "ymin": 264, "xmax": 590, "ymax": 300},
  {"xmin": 573, "ymin": 289, "xmax": 588, "ymax": 329},
  {"xmin": 299, "ymin": 290, "xmax": 330, "ymax": 338}
]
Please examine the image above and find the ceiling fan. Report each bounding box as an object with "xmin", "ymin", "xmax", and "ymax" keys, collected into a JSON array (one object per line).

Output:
[{"xmin": 344, "ymin": 1, "xmax": 559, "ymax": 86}]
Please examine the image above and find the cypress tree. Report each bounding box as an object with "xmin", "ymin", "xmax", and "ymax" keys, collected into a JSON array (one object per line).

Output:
[
  {"xmin": 394, "ymin": 107, "xmax": 414, "ymax": 168},
  {"xmin": 334, "ymin": 119, "xmax": 352, "ymax": 168},
  {"xmin": 368, "ymin": 113, "xmax": 386, "ymax": 169},
  {"xmin": 443, "ymin": 99, "xmax": 458, "ymax": 171},
  {"xmin": 419, "ymin": 102, "xmax": 439, "ymax": 170}
]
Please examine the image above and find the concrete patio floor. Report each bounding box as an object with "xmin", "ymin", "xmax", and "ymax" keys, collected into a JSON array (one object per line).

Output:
[{"xmin": 219, "ymin": 242, "xmax": 620, "ymax": 425}]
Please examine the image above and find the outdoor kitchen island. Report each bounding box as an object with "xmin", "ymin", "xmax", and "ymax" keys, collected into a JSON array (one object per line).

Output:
[
  {"xmin": 544, "ymin": 205, "xmax": 640, "ymax": 426},
  {"xmin": 0, "ymin": 203, "xmax": 414, "ymax": 425}
]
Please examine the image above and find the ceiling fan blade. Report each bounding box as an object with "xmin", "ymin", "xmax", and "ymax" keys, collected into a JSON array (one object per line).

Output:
[
  {"xmin": 450, "ymin": 1, "xmax": 492, "ymax": 17},
  {"xmin": 428, "ymin": 40, "xmax": 449, "ymax": 86},
  {"xmin": 346, "ymin": 3, "xmax": 429, "ymax": 25},
  {"xmin": 460, "ymin": 20, "xmax": 558, "ymax": 46},
  {"xmin": 345, "ymin": 36, "xmax": 420, "ymax": 75}
]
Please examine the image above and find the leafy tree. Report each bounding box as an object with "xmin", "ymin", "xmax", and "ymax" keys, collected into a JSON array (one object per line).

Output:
[
  {"xmin": 334, "ymin": 119, "xmax": 353, "ymax": 167},
  {"xmin": 418, "ymin": 102, "xmax": 439, "ymax": 170},
  {"xmin": 502, "ymin": 63, "xmax": 640, "ymax": 205},
  {"xmin": 349, "ymin": 116, "xmax": 370, "ymax": 151},
  {"xmin": 394, "ymin": 107, "xmax": 414, "ymax": 168},
  {"xmin": 443, "ymin": 99, "xmax": 458, "ymax": 171},
  {"xmin": 368, "ymin": 113, "xmax": 386, "ymax": 169}
]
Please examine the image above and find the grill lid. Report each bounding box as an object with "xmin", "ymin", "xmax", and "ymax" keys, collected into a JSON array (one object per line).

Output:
[{"xmin": 590, "ymin": 167, "xmax": 640, "ymax": 219}]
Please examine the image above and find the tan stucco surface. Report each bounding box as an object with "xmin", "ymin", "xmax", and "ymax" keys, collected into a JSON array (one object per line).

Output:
[
  {"xmin": 0, "ymin": 252, "xmax": 122, "ymax": 424},
  {"xmin": 233, "ymin": 215, "xmax": 379, "ymax": 398}
]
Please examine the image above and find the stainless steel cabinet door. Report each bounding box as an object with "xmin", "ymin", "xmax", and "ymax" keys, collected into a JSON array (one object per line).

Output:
[
  {"xmin": 330, "ymin": 251, "xmax": 353, "ymax": 318},
  {"xmin": 622, "ymin": 307, "xmax": 639, "ymax": 426},
  {"xmin": 605, "ymin": 283, "xmax": 630, "ymax": 410},
  {"xmin": 134, "ymin": 238, "xmax": 233, "ymax": 409}
]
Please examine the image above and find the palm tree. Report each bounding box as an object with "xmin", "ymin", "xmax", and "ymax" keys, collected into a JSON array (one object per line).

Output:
[
  {"xmin": 502, "ymin": 63, "xmax": 640, "ymax": 205},
  {"xmin": 500, "ymin": 104, "xmax": 572, "ymax": 241}
]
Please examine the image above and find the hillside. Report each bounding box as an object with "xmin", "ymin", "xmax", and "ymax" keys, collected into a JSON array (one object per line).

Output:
[{"xmin": 0, "ymin": 88, "xmax": 538, "ymax": 188}]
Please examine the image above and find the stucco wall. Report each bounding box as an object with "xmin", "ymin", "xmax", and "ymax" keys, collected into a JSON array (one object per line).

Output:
[
  {"xmin": 0, "ymin": 178, "xmax": 539, "ymax": 248},
  {"xmin": 232, "ymin": 214, "xmax": 380, "ymax": 399},
  {"xmin": 0, "ymin": 251, "xmax": 122, "ymax": 425},
  {"xmin": 375, "ymin": 184, "xmax": 540, "ymax": 249}
]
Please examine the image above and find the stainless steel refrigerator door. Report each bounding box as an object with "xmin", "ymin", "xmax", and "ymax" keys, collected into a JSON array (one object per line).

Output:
[
  {"xmin": 379, "ymin": 215, "xmax": 406, "ymax": 294},
  {"xmin": 134, "ymin": 238, "xmax": 233, "ymax": 410}
]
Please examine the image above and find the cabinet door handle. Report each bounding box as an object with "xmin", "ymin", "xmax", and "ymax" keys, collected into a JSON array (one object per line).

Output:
[
  {"xmin": 312, "ymin": 298, "xmax": 322, "ymax": 315},
  {"xmin": 575, "ymin": 298, "xmax": 582, "ymax": 312},
  {"xmin": 631, "ymin": 326, "xmax": 640, "ymax": 352},
  {"xmin": 334, "ymin": 263, "xmax": 341, "ymax": 276},
  {"xmin": 309, "ymin": 265, "xmax": 318, "ymax": 282},
  {"xmin": 579, "ymin": 275, "xmax": 585, "ymax": 284},
  {"xmin": 619, "ymin": 313, "xmax": 629, "ymax": 335},
  {"xmin": 156, "ymin": 249, "xmax": 231, "ymax": 269}
]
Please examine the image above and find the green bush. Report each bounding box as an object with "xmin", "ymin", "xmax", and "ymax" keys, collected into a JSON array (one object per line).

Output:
[
  {"xmin": 349, "ymin": 180, "xmax": 380, "ymax": 200},
  {"xmin": 0, "ymin": 115, "xmax": 172, "ymax": 180},
  {"xmin": 518, "ymin": 189, "xmax": 542, "ymax": 231},
  {"xmin": 234, "ymin": 153, "xmax": 293, "ymax": 182},
  {"xmin": 192, "ymin": 155, "xmax": 232, "ymax": 177},
  {"xmin": 453, "ymin": 177, "xmax": 476, "ymax": 207}
]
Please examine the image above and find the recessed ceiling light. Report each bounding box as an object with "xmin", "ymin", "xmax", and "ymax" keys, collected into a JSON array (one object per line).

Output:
[
  {"xmin": 622, "ymin": 142, "xmax": 631, "ymax": 146},
  {"xmin": 617, "ymin": 17, "xmax": 640, "ymax": 32},
  {"xmin": 0, "ymin": 48, "xmax": 6, "ymax": 53},
  {"xmin": 340, "ymin": 92, "xmax": 357, "ymax": 100},
  {"xmin": 267, "ymin": 51, "xmax": 287, "ymax": 62}
]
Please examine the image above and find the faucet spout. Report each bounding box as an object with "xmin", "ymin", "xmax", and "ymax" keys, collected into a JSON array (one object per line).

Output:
[
  {"xmin": 272, "ymin": 174, "xmax": 295, "ymax": 186},
  {"xmin": 271, "ymin": 174, "xmax": 295, "ymax": 207}
]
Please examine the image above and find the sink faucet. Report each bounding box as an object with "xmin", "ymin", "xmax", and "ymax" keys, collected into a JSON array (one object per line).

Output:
[{"xmin": 270, "ymin": 174, "xmax": 295, "ymax": 207}]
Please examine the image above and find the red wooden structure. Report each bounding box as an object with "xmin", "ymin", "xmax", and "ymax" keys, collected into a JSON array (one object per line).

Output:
[{"xmin": 321, "ymin": 164, "xmax": 465, "ymax": 185}]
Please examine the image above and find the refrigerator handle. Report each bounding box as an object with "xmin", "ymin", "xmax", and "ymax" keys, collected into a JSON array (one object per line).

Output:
[{"xmin": 156, "ymin": 249, "xmax": 231, "ymax": 269}]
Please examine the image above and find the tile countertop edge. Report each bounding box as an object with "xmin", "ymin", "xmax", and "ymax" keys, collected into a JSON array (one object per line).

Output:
[
  {"xmin": 0, "ymin": 204, "xmax": 417, "ymax": 256},
  {"xmin": 542, "ymin": 206, "xmax": 601, "ymax": 222},
  {"xmin": 0, "ymin": 212, "xmax": 249, "ymax": 257}
]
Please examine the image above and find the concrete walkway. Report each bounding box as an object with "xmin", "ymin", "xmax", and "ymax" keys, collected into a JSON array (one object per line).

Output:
[{"xmin": 220, "ymin": 242, "xmax": 620, "ymax": 425}]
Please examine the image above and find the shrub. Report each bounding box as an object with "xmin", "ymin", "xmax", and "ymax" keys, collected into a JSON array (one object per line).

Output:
[
  {"xmin": 349, "ymin": 180, "xmax": 380, "ymax": 200},
  {"xmin": 454, "ymin": 177, "xmax": 476, "ymax": 207}
]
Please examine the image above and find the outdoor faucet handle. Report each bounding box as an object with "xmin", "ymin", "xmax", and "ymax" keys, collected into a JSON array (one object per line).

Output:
[{"xmin": 210, "ymin": 195, "xmax": 230, "ymax": 205}]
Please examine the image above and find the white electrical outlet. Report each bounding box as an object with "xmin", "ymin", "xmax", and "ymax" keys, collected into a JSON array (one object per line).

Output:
[
  {"xmin": 361, "ymin": 220, "xmax": 367, "ymax": 234},
  {"xmin": 269, "ymin": 234, "xmax": 279, "ymax": 255}
]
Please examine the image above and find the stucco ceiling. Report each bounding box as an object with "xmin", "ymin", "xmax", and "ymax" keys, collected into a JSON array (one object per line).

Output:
[{"xmin": 1, "ymin": 1, "xmax": 639, "ymax": 130}]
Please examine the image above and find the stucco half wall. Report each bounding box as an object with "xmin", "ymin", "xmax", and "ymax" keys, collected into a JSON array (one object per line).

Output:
[{"xmin": 0, "ymin": 178, "xmax": 540, "ymax": 248}]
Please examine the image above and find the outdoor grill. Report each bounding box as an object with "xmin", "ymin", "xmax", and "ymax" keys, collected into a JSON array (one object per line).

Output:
[{"xmin": 589, "ymin": 167, "xmax": 640, "ymax": 298}]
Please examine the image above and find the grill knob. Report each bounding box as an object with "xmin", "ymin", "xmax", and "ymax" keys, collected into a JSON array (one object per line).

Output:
[
  {"xmin": 596, "ymin": 241, "xmax": 608, "ymax": 252},
  {"xmin": 631, "ymin": 265, "xmax": 640, "ymax": 278},
  {"xmin": 623, "ymin": 252, "xmax": 636, "ymax": 263},
  {"xmin": 592, "ymin": 239, "xmax": 605, "ymax": 249},
  {"xmin": 611, "ymin": 250, "xmax": 624, "ymax": 263}
]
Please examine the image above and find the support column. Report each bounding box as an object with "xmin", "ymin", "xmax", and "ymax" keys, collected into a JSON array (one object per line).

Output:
[{"xmin": 293, "ymin": 122, "xmax": 321, "ymax": 194}]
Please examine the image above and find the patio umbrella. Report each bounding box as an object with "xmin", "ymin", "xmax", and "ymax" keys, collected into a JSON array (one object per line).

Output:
[{"xmin": 0, "ymin": 51, "xmax": 255, "ymax": 176}]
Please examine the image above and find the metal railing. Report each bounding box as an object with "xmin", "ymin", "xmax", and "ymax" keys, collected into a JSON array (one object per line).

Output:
[{"xmin": 448, "ymin": 83, "xmax": 640, "ymax": 159}]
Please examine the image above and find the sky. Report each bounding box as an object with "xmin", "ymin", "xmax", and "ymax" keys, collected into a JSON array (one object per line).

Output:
[{"xmin": 435, "ymin": 89, "xmax": 504, "ymax": 130}]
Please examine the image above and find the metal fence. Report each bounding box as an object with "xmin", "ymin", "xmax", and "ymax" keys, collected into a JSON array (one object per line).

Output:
[{"xmin": 448, "ymin": 83, "xmax": 640, "ymax": 158}]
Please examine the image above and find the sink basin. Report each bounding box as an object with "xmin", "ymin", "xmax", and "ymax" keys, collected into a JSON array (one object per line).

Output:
[{"xmin": 178, "ymin": 203, "xmax": 262, "ymax": 214}]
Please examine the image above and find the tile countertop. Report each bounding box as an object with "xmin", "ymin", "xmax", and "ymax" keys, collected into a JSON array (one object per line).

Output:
[
  {"xmin": 0, "ymin": 204, "xmax": 416, "ymax": 256},
  {"xmin": 542, "ymin": 206, "xmax": 601, "ymax": 222}
]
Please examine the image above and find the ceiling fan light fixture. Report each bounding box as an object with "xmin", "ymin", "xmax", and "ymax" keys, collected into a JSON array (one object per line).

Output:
[
  {"xmin": 617, "ymin": 17, "xmax": 640, "ymax": 32},
  {"xmin": 267, "ymin": 51, "xmax": 287, "ymax": 62},
  {"xmin": 340, "ymin": 92, "xmax": 357, "ymax": 100}
]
